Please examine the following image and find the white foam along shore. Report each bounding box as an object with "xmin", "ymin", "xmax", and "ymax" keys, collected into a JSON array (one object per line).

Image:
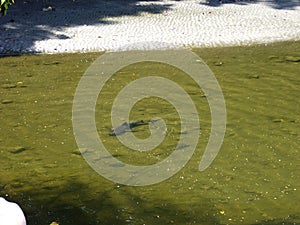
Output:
[{"xmin": 1, "ymin": 0, "xmax": 300, "ymax": 53}]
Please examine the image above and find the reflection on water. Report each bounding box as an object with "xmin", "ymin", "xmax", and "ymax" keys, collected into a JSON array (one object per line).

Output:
[{"xmin": 0, "ymin": 41, "xmax": 299, "ymax": 225}]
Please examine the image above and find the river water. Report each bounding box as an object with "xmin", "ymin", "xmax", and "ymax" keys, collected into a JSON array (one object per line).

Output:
[{"xmin": 0, "ymin": 41, "xmax": 299, "ymax": 225}]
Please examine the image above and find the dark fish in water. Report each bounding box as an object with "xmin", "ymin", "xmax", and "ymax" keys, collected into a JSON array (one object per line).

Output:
[{"xmin": 109, "ymin": 119, "xmax": 159, "ymax": 136}]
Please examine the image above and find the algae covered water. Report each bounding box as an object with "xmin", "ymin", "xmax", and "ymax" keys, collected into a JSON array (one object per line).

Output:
[{"xmin": 0, "ymin": 41, "xmax": 299, "ymax": 225}]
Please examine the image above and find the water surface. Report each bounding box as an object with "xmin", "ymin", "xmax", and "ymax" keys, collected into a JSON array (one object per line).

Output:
[{"xmin": 0, "ymin": 41, "xmax": 299, "ymax": 225}]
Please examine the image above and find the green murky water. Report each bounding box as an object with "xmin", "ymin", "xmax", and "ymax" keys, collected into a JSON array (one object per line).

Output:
[{"xmin": 0, "ymin": 41, "xmax": 299, "ymax": 225}]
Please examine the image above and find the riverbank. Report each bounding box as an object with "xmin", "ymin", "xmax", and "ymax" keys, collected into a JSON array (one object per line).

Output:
[{"xmin": 0, "ymin": 0, "xmax": 300, "ymax": 54}]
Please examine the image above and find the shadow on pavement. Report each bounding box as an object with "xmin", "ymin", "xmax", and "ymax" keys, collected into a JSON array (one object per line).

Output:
[
  {"xmin": 201, "ymin": 0, "xmax": 300, "ymax": 9},
  {"xmin": 0, "ymin": 0, "xmax": 173, "ymax": 54},
  {"xmin": 1, "ymin": 0, "xmax": 299, "ymax": 55}
]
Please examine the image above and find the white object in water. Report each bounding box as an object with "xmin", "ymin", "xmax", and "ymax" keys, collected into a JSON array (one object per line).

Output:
[{"xmin": 0, "ymin": 197, "xmax": 27, "ymax": 225}]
